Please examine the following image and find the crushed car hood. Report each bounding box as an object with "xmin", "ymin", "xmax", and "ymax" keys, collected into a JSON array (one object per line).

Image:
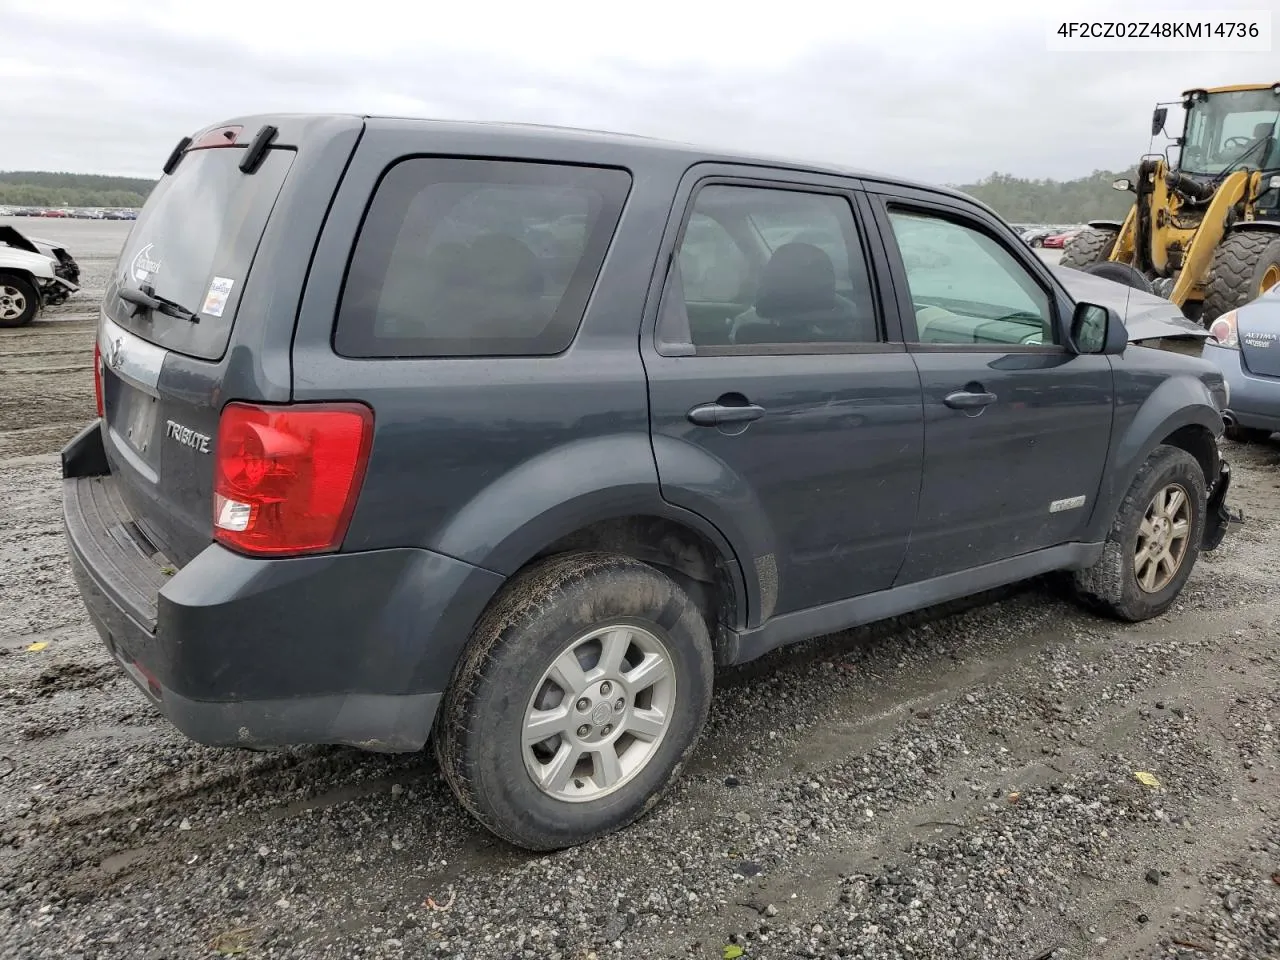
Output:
[
  {"xmin": 0, "ymin": 225, "xmax": 63, "ymax": 255},
  {"xmin": 0, "ymin": 225, "xmax": 42, "ymax": 255},
  {"xmin": 1051, "ymin": 265, "xmax": 1210, "ymax": 342},
  {"xmin": 25, "ymin": 236, "xmax": 63, "ymax": 252}
]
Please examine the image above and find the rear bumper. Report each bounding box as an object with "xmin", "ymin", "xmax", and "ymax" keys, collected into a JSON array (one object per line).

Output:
[
  {"xmin": 60, "ymin": 421, "xmax": 503, "ymax": 752},
  {"xmin": 1205, "ymin": 343, "xmax": 1280, "ymax": 432}
]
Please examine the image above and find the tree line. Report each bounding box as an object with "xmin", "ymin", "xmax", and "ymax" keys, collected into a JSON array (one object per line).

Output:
[
  {"xmin": 0, "ymin": 171, "xmax": 155, "ymax": 209},
  {"xmin": 1, "ymin": 167, "xmax": 1139, "ymax": 222},
  {"xmin": 953, "ymin": 169, "xmax": 1138, "ymax": 223}
]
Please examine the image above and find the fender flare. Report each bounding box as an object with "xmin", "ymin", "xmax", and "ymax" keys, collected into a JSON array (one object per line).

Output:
[
  {"xmin": 1086, "ymin": 220, "xmax": 1126, "ymax": 231},
  {"xmin": 1084, "ymin": 375, "xmax": 1223, "ymax": 542},
  {"xmin": 647, "ymin": 432, "xmax": 778, "ymax": 626},
  {"xmin": 430, "ymin": 432, "xmax": 753, "ymax": 629},
  {"xmin": 1227, "ymin": 220, "xmax": 1280, "ymax": 235}
]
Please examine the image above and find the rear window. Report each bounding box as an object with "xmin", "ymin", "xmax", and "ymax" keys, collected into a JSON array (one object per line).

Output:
[
  {"xmin": 107, "ymin": 146, "xmax": 294, "ymax": 361},
  {"xmin": 334, "ymin": 159, "xmax": 631, "ymax": 358}
]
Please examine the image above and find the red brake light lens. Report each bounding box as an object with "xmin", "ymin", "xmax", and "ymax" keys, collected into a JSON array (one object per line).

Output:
[
  {"xmin": 189, "ymin": 125, "xmax": 243, "ymax": 150},
  {"xmin": 213, "ymin": 402, "xmax": 374, "ymax": 556},
  {"xmin": 1209, "ymin": 311, "xmax": 1239, "ymax": 349},
  {"xmin": 93, "ymin": 340, "xmax": 104, "ymax": 418}
]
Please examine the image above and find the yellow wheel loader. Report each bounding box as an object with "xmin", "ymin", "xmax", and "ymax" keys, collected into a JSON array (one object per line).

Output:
[{"xmin": 1061, "ymin": 82, "xmax": 1280, "ymax": 324}]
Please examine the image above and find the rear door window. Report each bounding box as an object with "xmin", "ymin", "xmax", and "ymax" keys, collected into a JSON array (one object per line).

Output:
[
  {"xmin": 107, "ymin": 146, "xmax": 295, "ymax": 361},
  {"xmin": 662, "ymin": 184, "xmax": 881, "ymax": 351},
  {"xmin": 335, "ymin": 159, "xmax": 631, "ymax": 358}
]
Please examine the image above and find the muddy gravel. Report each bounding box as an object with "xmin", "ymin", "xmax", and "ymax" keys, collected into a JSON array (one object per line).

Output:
[{"xmin": 1, "ymin": 219, "xmax": 1278, "ymax": 960}]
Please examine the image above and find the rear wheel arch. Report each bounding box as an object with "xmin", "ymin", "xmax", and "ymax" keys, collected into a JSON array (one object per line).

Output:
[
  {"xmin": 515, "ymin": 513, "xmax": 747, "ymax": 663},
  {"xmin": 431, "ymin": 433, "xmax": 768, "ymax": 635}
]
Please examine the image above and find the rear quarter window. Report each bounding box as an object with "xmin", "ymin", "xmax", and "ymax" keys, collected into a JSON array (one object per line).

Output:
[{"xmin": 335, "ymin": 159, "xmax": 631, "ymax": 358}]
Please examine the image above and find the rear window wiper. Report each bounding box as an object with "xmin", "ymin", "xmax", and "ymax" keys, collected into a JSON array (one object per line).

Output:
[{"xmin": 119, "ymin": 283, "xmax": 199, "ymax": 324}]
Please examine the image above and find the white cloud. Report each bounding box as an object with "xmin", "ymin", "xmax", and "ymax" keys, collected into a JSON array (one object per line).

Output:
[{"xmin": 3, "ymin": 0, "xmax": 1277, "ymax": 182}]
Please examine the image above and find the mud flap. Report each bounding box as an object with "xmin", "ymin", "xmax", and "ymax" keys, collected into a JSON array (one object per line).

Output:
[{"xmin": 1202, "ymin": 461, "xmax": 1244, "ymax": 551}]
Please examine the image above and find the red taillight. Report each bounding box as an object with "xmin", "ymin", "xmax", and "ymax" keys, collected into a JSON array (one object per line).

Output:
[
  {"xmin": 1209, "ymin": 311, "xmax": 1239, "ymax": 349},
  {"xmin": 213, "ymin": 402, "xmax": 374, "ymax": 556},
  {"xmin": 93, "ymin": 340, "xmax": 104, "ymax": 417}
]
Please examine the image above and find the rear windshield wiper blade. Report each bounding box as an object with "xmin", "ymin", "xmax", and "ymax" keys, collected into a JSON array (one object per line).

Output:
[{"xmin": 119, "ymin": 283, "xmax": 199, "ymax": 324}]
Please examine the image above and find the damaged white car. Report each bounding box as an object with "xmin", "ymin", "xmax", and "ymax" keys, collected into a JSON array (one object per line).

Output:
[{"xmin": 0, "ymin": 225, "xmax": 81, "ymax": 327}]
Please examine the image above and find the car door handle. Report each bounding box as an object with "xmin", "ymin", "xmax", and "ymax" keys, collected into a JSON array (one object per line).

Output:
[
  {"xmin": 943, "ymin": 390, "xmax": 998, "ymax": 410},
  {"xmin": 687, "ymin": 402, "xmax": 766, "ymax": 427}
]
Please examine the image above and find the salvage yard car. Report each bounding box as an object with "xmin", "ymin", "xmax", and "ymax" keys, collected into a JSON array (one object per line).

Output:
[
  {"xmin": 62, "ymin": 115, "xmax": 1240, "ymax": 851},
  {"xmin": 1203, "ymin": 283, "xmax": 1280, "ymax": 442},
  {"xmin": 0, "ymin": 224, "xmax": 80, "ymax": 326}
]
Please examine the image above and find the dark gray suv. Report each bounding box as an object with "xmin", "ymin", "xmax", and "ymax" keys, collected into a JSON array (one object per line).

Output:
[{"xmin": 62, "ymin": 115, "xmax": 1238, "ymax": 850}]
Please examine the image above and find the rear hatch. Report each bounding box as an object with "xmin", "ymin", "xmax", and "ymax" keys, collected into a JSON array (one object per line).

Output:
[
  {"xmin": 1237, "ymin": 289, "xmax": 1280, "ymax": 377},
  {"xmin": 97, "ymin": 123, "xmax": 299, "ymax": 567}
]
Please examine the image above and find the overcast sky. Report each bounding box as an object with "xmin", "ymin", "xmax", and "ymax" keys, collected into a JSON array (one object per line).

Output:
[{"xmin": 3, "ymin": 0, "xmax": 1276, "ymax": 183}]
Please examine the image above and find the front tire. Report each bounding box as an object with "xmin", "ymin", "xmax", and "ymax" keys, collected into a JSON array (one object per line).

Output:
[
  {"xmin": 1071, "ymin": 446, "xmax": 1207, "ymax": 622},
  {"xmin": 434, "ymin": 551, "xmax": 715, "ymax": 851},
  {"xmin": 1060, "ymin": 226, "xmax": 1120, "ymax": 271},
  {"xmin": 0, "ymin": 273, "xmax": 39, "ymax": 328}
]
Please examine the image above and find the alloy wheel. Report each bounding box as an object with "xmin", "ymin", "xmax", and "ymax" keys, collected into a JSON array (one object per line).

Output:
[{"xmin": 522, "ymin": 622, "xmax": 676, "ymax": 802}]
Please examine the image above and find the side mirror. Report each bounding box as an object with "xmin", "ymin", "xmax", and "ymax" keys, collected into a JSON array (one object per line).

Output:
[
  {"xmin": 1112, "ymin": 177, "xmax": 1135, "ymax": 193},
  {"xmin": 1151, "ymin": 107, "xmax": 1168, "ymax": 136},
  {"xmin": 1069, "ymin": 302, "xmax": 1126, "ymax": 355}
]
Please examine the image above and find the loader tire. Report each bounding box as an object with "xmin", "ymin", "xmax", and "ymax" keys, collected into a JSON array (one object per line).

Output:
[
  {"xmin": 1084, "ymin": 261, "xmax": 1154, "ymax": 293},
  {"xmin": 1060, "ymin": 226, "xmax": 1119, "ymax": 270},
  {"xmin": 1202, "ymin": 231, "xmax": 1280, "ymax": 323}
]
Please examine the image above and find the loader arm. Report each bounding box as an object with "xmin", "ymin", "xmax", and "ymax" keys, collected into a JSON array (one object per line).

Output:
[
  {"xmin": 1109, "ymin": 204, "xmax": 1138, "ymax": 265},
  {"xmin": 1169, "ymin": 169, "xmax": 1255, "ymax": 307}
]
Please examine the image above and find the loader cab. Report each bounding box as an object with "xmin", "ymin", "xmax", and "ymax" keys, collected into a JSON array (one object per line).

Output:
[{"xmin": 1176, "ymin": 85, "xmax": 1280, "ymax": 181}]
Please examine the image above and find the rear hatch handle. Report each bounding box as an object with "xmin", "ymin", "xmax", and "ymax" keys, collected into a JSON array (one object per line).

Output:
[{"xmin": 119, "ymin": 283, "xmax": 199, "ymax": 324}]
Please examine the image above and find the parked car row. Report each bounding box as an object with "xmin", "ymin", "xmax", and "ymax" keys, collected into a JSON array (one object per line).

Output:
[
  {"xmin": 1018, "ymin": 225, "xmax": 1084, "ymax": 249},
  {"xmin": 0, "ymin": 206, "xmax": 137, "ymax": 220}
]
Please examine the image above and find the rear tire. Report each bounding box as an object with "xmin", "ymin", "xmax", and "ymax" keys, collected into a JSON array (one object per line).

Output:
[
  {"xmin": 1071, "ymin": 446, "xmax": 1207, "ymax": 622},
  {"xmin": 1202, "ymin": 232, "xmax": 1280, "ymax": 323},
  {"xmin": 1060, "ymin": 226, "xmax": 1120, "ymax": 270},
  {"xmin": 434, "ymin": 551, "xmax": 714, "ymax": 851},
  {"xmin": 0, "ymin": 273, "xmax": 39, "ymax": 328}
]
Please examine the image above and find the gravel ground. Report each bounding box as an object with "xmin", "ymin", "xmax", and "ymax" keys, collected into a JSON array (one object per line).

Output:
[{"xmin": 1, "ymin": 219, "xmax": 1277, "ymax": 960}]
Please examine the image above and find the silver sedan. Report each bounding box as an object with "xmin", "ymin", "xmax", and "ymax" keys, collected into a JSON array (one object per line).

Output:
[{"xmin": 1202, "ymin": 284, "xmax": 1280, "ymax": 443}]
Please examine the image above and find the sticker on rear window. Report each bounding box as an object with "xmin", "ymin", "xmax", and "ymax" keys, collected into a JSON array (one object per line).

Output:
[
  {"xmin": 131, "ymin": 243, "xmax": 162, "ymax": 283},
  {"xmin": 201, "ymin": 276, "xmax": 235, "ymax": 318}
]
